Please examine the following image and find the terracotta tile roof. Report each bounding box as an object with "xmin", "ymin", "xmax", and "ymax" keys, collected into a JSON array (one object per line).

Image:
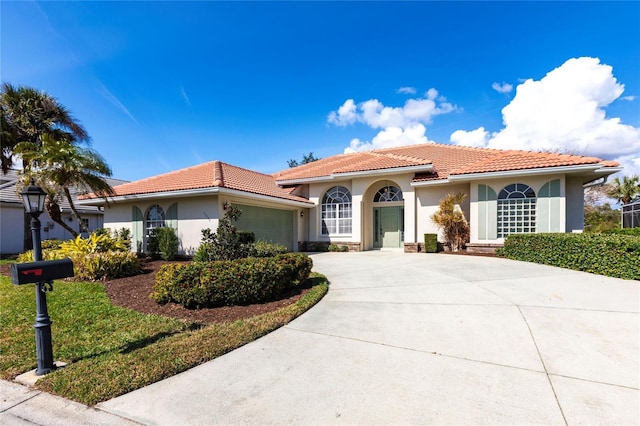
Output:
[
  {"xmin": 273, "ymin": 143, "xmax": 619, "ymax": 183},
  {"xmin": 272, "ymin": 151, "xmax": 432, "ymax": 181},
  {"xmin": 82, "ymin": 161, "xmax": 312, "ymax": 204}
]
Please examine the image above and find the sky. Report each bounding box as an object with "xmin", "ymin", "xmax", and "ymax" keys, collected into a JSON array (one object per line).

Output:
[{"xmin": 2, "ymin": 1, "xmax": 639, "ymax": 182}]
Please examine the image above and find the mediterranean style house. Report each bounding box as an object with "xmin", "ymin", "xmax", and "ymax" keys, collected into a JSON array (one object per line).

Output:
[{"xmin": 78, "ymin": 143, "xmax": 620, "ymax": 255}]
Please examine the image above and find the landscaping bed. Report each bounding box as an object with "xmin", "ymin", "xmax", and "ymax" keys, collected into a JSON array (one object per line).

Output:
[{"xmin": 0, "ymin": 258, "xmax": 315, "ymax": 325}]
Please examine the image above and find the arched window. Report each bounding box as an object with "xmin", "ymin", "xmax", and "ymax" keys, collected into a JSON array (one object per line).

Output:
[
  {"xmin": 374, "ymin": 185, "xmax": 403, "ymax": 202},
  {"xmin": 146, "ymin": 204, "xmax": 166, "ymax": 237},
  {"xmin": 321, "ymin": 186, "xmax": 352, "ymax": 235},
  {"xmin": 497, "ymin": 184, "xmax": 536, "ymax": 238}
]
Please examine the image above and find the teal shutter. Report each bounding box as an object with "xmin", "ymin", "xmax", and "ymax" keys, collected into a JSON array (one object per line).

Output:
[
  {"xmin": 478, "ymin": 185, "xmax": 497, "ymax": 240},
  {"xmin": 538, "ymin": 179, "xmax": 561, "ymax": 233},
  {"xmin": 167, "ymin": 203, "xmax": 178, "ymax": 229},
  {"xmin": 132, "ymin": 206, "xmax": 143, "ymax": 253}
]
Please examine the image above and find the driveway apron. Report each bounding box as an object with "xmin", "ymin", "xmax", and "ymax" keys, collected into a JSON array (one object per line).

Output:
[{"xmin": 97, "ymin": 252, "xmax": 640, "ymax": 425}]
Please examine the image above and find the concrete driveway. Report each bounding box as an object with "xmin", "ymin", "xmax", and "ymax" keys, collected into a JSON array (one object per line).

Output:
[{"xmin": 98, "ymin": 252, "xmax": 639, "ymax": 425}]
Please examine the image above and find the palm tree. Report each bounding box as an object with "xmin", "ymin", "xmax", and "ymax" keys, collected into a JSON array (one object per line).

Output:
[
  {"xmin": 608, "ymin": 175, "xmax": 640, "ymax": 205},
  {"xmin": 431, "ymin": 192, "xmax": 470, "ymax": 251},
  {"xmin": 17, "ymin": 135, "xmax": 114, "ymax": 236},
  {"xmin": 0, "ymin": 82, "xmax": 89, "ymax": 173},
  {"xmin": 2, "ymin": 83, "xmax": 113, "ymax": 238}
]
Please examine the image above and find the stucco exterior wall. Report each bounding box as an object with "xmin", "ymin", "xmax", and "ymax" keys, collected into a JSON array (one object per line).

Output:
[
  {"xmin": 415, "ymin": 183, "xmax": 471, "ymax": 243},
  {"xmin": 102, "ymin": 193, "xmax": 307, "ymax": 255},
  {"xmin": 0, "ymin": 204, "xmax": 24, "ymax": 255},
  {"xmin": 102, "ymin": 196, "xmax": 219, "ymax": 256},
  {"xmin": 306, "ymin": 173, "xmax": 416, "ymax": 249}
]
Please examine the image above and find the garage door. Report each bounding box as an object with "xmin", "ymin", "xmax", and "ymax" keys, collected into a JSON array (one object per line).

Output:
[{"xmin": 233, "ymin": 204, "xmax": 294, "ymax": 250}]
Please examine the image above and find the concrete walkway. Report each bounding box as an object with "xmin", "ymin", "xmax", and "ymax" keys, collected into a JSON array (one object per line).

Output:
[{"xmin": 3, "ymin": 252, "xmax": 639, "ymax": 425}]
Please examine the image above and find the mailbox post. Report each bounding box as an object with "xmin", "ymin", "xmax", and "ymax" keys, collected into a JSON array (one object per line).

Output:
[{"xmin": 15, "ymin": 180, "xmax": 75, "ymax": 375}]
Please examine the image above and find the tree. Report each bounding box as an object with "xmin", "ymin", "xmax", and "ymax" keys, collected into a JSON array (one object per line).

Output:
[
  {"xmin": 431, "ymin": 192, "xmax": 470, "ymax": 251},
  {"xmin": 608, "ymin": 175, "xmax": 640, "ymax": 205},
  {"xmin": 1, "ymin": 83, "xmax": 113, "ymax": 238},
  {"xmin": 1, "ymin": 82, "xmax": 89, "ymax": 173},
  {"xmin": 17, "ymin": 134, "xmax": 114, "ymax": 236},
  {"xmin": 194, "ymin": 205, "xmax": 249, "ymax": 261},
  {"xmin": 287, "ymin": 152, "xmax": 319, "ymax": 168}
]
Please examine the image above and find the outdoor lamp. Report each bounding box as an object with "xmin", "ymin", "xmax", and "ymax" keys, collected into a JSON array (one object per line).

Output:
[
  {"xmin": 18, "ymin": 178, "xmax": 58, "ymax": 375},
  {"xmin": 20, "ymin": 179, "xmax": 46, "ymax": 217}
]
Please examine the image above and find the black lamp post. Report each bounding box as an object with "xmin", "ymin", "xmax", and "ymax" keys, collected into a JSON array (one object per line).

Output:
[{"xmin": 20, "ymin": 179, "xmax": 56, "ymax": 375}]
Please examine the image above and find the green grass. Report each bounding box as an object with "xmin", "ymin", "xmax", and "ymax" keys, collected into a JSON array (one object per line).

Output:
[{"xmin": 0, "ymin": 272, "xmax": 328, "ymax": 406}]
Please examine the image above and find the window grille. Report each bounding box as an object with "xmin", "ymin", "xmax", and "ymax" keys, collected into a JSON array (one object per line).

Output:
[
  {"xmin": 497, "ymin": 184, "xmax": 536, "ymax": 238},
  {"xmin": 374, "ymin": 186, "xmax": 403, "ymax": 202}
]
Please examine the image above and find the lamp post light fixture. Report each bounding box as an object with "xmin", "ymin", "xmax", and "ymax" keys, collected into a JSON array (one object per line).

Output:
[{"xmin": 20, "ymin": 179, "xmax": 57, "ymax": 375}]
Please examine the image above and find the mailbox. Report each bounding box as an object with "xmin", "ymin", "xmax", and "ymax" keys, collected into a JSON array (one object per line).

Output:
[{"xmin": 11, "ymin": 258, "xmax": 74, "ymax": 285}]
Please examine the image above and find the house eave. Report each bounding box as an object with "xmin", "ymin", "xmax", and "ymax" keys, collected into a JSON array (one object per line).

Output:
[
  {"xmin": 276, "ymin": 164, "xmax": 434, "ymax": 185},
  {"xmin": 447, "ymin": 164, "xmax": 610, "ymax": 181},
  {"xmin": 77, "ymin": 187, "xmax": 313, "ymax": 208}
]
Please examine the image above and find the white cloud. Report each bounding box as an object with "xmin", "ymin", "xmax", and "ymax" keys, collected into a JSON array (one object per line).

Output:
[
  {"xmin": 621, "ymin": 95, "xmax": 636, "ymax": 101},
  {"xmin": 329, "ymin": 89, "xmax": 458, "ymax": 152},
  {"xmin": 492, "ymin": 82, "xmax": 513, "ymax": 94},
  {"xmin": 450, "ymin": 57, "xmax": 640, "ymax": 171},
  {"xmin": 396, "ymin": 86, "xmax": 416, "ymax": 95},
  {"xmin": 327, "ymin": 99, "xmax": 358, "ymax": 126},
  {"xmin": 450, "ymin": 127, "xmax": 489, "ymax": 147},
  {"xmin": 346, "ymin": 124, "xmax": 432, "ymax": 153}
]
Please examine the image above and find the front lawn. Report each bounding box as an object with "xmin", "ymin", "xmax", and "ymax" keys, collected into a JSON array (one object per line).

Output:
[{"xmin": 0, "ymin": 270, "xmax": 328, "ymax": 406}]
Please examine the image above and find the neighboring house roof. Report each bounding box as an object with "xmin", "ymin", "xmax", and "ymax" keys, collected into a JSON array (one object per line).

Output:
[
  {"xmin": 273, "ymin": 143, "xmax": 620, "ymax": 184},
  {"xmin": 81, "ymin": 161, "xmax": 313, "ymax": 205},
  {"xmin": 0, "ymin": 169, "xmax": 127, "ymax": 213}
]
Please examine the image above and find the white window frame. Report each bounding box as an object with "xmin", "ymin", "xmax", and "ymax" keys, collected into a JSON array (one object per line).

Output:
[{"xmin": 321, "ymin": 186, "xmax": 352, "ymax": 235}]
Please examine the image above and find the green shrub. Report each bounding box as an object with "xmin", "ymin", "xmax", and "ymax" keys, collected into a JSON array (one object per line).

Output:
[
  {"xmin": 604, "ymin": 228, "xmax": 640, "ymax": 236},
  {"xmin": 58, "ymin": 233, "xmax": 128, "ymax": 255},
  {"xmin": 237, "ymin": 231, "xmax": 255, "ymax": 244},
  {"xmin": 70, "ymin": 251, "xmax": 140, "ymax": 281},
  {"xmin": 17, "ymin": 249, "xmax": 58, "ymax": 262},
  {"xmin": 328, "ymin": 244, "xmax": 339, "ymax": 252},
  {"xmin": 248, "ymin": 241, "xmax": 288, "ymax": 258},
  {"xmin": 151, "ymin": 253, "xmax": 313, "ymax": 308},
  {"xmin": 147, "ymin": 228, "xmax": 161, "ymax": 260},
  {"xmin": 194, "ymin": 206, "xmax": 250, "ymax": 261},
  {"xmin": 497, "ymin": 233, "xmax": 640, "ymax": 280},
  {"xmin": 424, "ymin": 233, "xmax": 438, "ymax": 253},
  {"xmin": 156, "ymin": 227, "xmax": 179, "ymax": 260},
  {"xmin": 340, "ymin": 245, "xmax": 349, "ymax": 252},
  {"xmin": 41, "ymin": 239, "xmax": 63, "ymax": 250}
]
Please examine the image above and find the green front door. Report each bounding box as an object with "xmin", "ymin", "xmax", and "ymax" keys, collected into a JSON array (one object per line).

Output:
[{"xmin": 373, "ymin": 206, "xmax": 403, "ymax": 248}]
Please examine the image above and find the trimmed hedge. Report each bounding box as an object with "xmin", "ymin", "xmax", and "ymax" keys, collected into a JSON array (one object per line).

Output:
[
  {"xmin": 151, "ymin": 253, "xmax": 313, "ymax": 308},
  {"xmin": 424, "ymin": 233, "xmax": 438, "ymax": 253},
  {"xmin": 497, "ymin": 233, "xmax": 640, "ymax": 280},
  {"xmin": 248, "ymin": 241, "xmax": 288, "ymax": 258},
  {"xmin": 604, "ymin": 228, "xmax": 640, "ymax": 237}
]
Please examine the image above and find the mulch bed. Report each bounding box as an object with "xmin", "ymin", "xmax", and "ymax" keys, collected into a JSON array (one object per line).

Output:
[{"xmin": 0, "ymin": 259, "xmax": 312, "ymax": 325}]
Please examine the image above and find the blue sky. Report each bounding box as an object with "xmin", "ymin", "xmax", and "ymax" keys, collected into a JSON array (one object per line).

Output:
[{"xmin": 2, "ymin": 1, "xmax": 639, "ymax": 181}]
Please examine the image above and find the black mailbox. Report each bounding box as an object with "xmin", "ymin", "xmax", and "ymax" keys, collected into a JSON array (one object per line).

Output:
[{"xmin": 11, "ymin": 258, "xmax": 74, "ymax": 285}]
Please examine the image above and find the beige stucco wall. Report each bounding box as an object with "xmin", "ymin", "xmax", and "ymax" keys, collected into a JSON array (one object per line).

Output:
[
  {"xmin": 414, "ymin": 183, "xmax": 471, "ymax": 243},
  {"xmin": 307, "ymin": 173, "xmax": 416, "ymax": 249},
  {"xmin": 102, "ymin": 196, "xmax": 219, "ymax": 256},
  {"xmin": 102, "ymin": 192, "xmax": 306, "ymax": 255}
]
